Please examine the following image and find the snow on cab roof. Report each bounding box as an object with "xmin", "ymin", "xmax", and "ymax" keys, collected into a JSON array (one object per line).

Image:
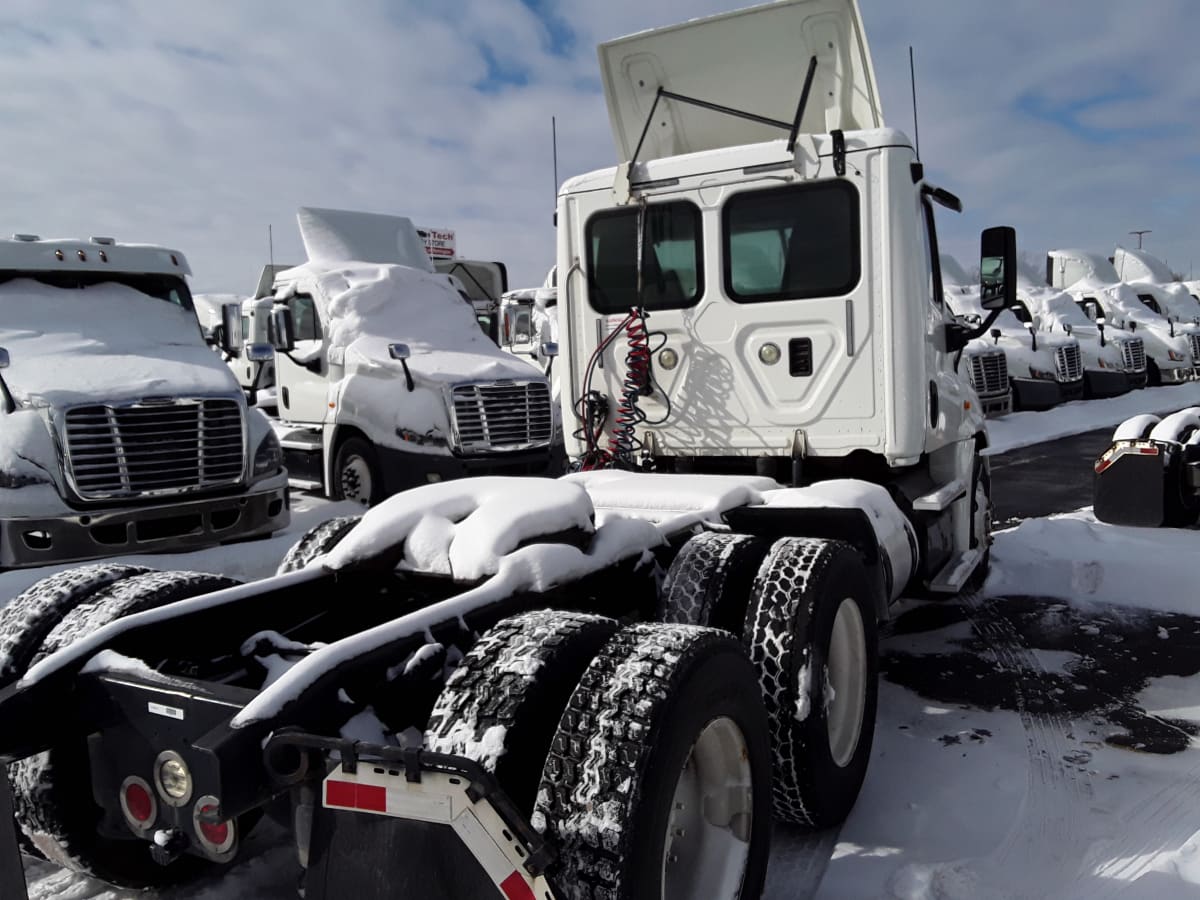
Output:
[{"xmin": 0, "ymin": 235, "xmax": 191, "ymax": 276}]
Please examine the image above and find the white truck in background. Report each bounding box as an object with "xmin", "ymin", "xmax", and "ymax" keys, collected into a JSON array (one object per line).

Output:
[
  {"xmin": 0, "ymin": 235, "xmax": 289, "ymax": 568},
  {"xmin": 1011, "ymin": 265, "xmax": 1146, "ymax": 398},
  {"xmin": 260, "ymin": 207, "xmax": 562, "ymax": 505},
  {"xmin": 942, "ymin": 255, "xmax": 1081, "ymax": 411},
  {"xmin": 432, "ymin": 257, "xmax": 508, "ymax": 344},
  {"xmin": 1048, "ymin": 248, "xmax": 1197, "ymax": 385},
  {"xmin": 194, "ymin": 290, "xmax": 277, "ymax": 403},
  {"xmin": 1112, "ymin": 246, "xmax": 1200, "ymax": 327}
]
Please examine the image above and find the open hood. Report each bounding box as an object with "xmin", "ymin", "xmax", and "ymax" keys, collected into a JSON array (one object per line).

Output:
[
  {"xmin": 296, "ymin": 207, "xmax": 433, "ymax": 272},
  {"xmin": 598, "ymin": 0, "xmax": 882, "ymax": 162},
  {"xmin": 433, "ymin": 259, "xmax": 508, "ymax": 304}
]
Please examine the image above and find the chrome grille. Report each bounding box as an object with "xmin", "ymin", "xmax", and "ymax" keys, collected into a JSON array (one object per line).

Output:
[
  {"xmin": 1054, "ymin": 344, "xmax": 1083, "ymax": 382},
  {"xmin": 64, "ymin": 399, "xmax": 244, "ymax": 500},
  {"xmin": 969, "ymin": 351, "xmax": 1008, "ymax": 397},
  {"xmin": 1120, "ymin": 338, "xmax": 1146, "ymax": 372},
  {"xmin": 1190, "ymin": 334, "xmax": 1200, "ymax": 364},
  {"xmin": 450, "ymin": 382, "xmax": 553, "ymax": 453}
]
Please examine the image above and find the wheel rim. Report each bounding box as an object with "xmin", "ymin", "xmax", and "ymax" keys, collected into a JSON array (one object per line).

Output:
[
  {"xmin": 339, "ymin": 456, "xmax": 373, "ymax": 506},
  {"xmin": 972, "ymin": 480, "xmax": 990, "ymax": 549},
  {"xmin": 661, "ymin": 716, "xmax": 754, "ymax": 900},
  {"xmin": 826, "ymin": 598, "xmax": 867, "ymax": 769}
]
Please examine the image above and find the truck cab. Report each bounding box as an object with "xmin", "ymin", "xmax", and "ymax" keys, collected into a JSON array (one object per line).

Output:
[
  {"xmin": 265, "ymin": 208, "xmax": 561, "ymax": 505},
  {"xmin": 432, "ymin": 258, "xmax": 508, "ymax": 344},
  {"xmin": 0, "ymin": 235, "xmax": 289, "ymax": 567},
  {"xmin": 556, "ymin": 0, "xmax": 1001, "ymax": 591},
  {"xmin": 1049, "ymin": 249, "xmax": 1197, "ymax": 385}
]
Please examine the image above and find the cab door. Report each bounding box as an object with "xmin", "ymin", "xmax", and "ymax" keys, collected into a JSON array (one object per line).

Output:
[{"xmin": 274, "ymin": 291, "xmax": 331, "ymax": 425}]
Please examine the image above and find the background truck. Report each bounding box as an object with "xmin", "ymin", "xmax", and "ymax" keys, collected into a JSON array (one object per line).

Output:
[
  {"xmin": 1011, "ymin": 267, "xmax": 1146, "ymax": 398},
  {"xmin": 262, "ymin": 207, "xmax": 561, "ymax": 506},
  {"xmin": 937, "ymin": 256, "xmax": 1012, "ymax": 417},
  {"xmin": 432, "ymin": 257, "xmax": 509, "ymax": 344},
  {"xmin": 0, "ymin": 1, "xmax": 1015, "ymax": 897},
  {"xmin": 0, "ymin": 235, "xmax": 289, "ymax": 568},
  {"xmin": 1112, "ymin": 245, "xmax": 1200, "ymax": 328},
  {"xmin": 1048, "ymin": 248, "xmax": 1198, "ymax": 385},
  {"xmin": 194, "ymin": 290, "xmax": 278, "ymax": 405}
]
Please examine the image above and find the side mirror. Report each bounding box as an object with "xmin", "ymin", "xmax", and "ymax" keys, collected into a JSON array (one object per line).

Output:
[
  {"xmin": 246, "ymin": 343, "xmax": 274, "ymax": 363},
  {"xmin": 269, "ymin": 307, "xmax": 295, "ymax": 352},
  {"xmin": 388, "ymin": 343, "xmax": 411, "ymax": 361},
  {"xmin": 1064, "ymin": 323, "xmax": 1073, "ymax": 337},
  {"xmin": 1129, "ymin": 321, "xmax": 1138, "ymax": 332},
  {"xmin": 0, "ymin": 347, "xmax": 9, "ymax": 369},
  {"xmin": 220, "ymin": 303, "xmax": 243, "ymax": 356},
  {"xmin": 541, "ymin": 341, "xmax": 559, "ymax": 359},
  {"xmin": 990, "ymin": 328, "xmax": 1001, "ymax": 344},
  {"xmin": 1095, "ymin": 315, "xmax": 1106, "ymax": 326},
  {"xmin": 979, "ymin": 226, "xmax": 1017, "ymax": 311}
]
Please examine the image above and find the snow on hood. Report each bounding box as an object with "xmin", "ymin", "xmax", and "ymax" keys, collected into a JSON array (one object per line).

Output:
[
  {"xmin": 1113, "ymin": 246, "xmax": 1175, "ymax": 284},
  {"xmin": 0, "ymin": 279, "xmax": 236, "ymax": 408},
  {"xmin": 287, "ymin": 261, "xmax": 544, "ymax": 384}
]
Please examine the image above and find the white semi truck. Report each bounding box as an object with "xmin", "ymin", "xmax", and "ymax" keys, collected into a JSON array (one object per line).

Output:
[
  {"xmin": 1048, "ymin": 249, "xmax": 1197, "ymax": 385},
  {"xmin": 260, "ymin": 207, "xmax": 562, "ymax": 505},
  {"xmin": 937, "ymin": 256, "xmax": 1012, "ymax": 417},
  {"xmin": 0, "ymin": 236, "xmax": 289, "ymax": 568},
  {"xmin": 1112, "ymin": 246, "xmax": 1200, "ymax": 326},
  {"xmin": 0, "ymin": 2, "xmax": 1018, "ymax": 898}
]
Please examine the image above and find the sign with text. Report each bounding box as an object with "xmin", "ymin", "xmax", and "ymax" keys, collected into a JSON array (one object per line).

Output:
[{"xmin": 417, "ymin": 226, "xmax": 456, "ymax": 260}]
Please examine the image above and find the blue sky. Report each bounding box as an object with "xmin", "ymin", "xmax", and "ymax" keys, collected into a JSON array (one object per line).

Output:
[{"xmin": 0, "ymin": 0, "xmax": 1197, "ymax": 290}]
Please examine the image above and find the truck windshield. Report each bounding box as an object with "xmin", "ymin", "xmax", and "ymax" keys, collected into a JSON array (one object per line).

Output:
[
  {"xmin": 723, "ymin": 181, "xmax": 860, "ymax": 303},
  {"xmin": 0, "ymin": 270, "xmax": 194, "ymax": 311},
  {"xmin": 586, "ymin": 201, "xmax": 702, "ymax": 313}
]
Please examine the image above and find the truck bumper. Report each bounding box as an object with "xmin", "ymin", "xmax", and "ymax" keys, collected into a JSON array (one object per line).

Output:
[
  {"xmin": 0, "ymin": 478, "xmax": 289, "ymax": 569},
  {"xmin": 1126, "ymin": 370, "xmax": 1149, "ymax": 390},
  {"xmin": 1083, "ymin": 369, "xmax": 1131, "ymax": 399},
  {"xmin": 1010, "ymin": 378, "xmax": 1066, "ymax": 411},
  {"xmin": 1161, "ymin": 365, "xmax": 1193, "ymax": 384},
  {"xmin": 976, "ymin": 390, "xmax": 1012, "ymax": 418},
  {"xmin": 377, "ymin": 444, "xmax": 564, "ymax": 495}
]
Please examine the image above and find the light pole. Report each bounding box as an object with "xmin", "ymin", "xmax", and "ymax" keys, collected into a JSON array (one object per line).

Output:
[{"xmin": 1129, "ymin": 229, "xmax": 1152, "ymax": 249}]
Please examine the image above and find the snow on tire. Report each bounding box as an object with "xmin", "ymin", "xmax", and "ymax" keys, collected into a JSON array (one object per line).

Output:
[
  {"xmin": 0, "ymin": 563, "xmax": 151, "ymax": 688},
  {"xmin": 425, "ymin": 610, "xmax": 617, "ymax": 816},
  {"xmin": 276, "ymin": 515, "xmax": 362, "ymax": 574},
  {"xmin": 533, "ymin": 623, "xmax": 772, "ymax": 900},
  {"xmin": 10, "ymin": 570, "xmax": 239, "ymax": 888},
  {"xmin": 658, "ymin": 531, "xmax": 770, "ymax": 633},
  {"xmin": 744, "ymin": 537, "xmax": 878, "ymax": 829}
]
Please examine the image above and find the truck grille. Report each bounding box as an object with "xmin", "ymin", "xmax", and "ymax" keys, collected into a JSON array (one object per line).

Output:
[
  {"xmin": 1190, "ymin": 334, "xmax": 1200, "ymax": 364},
  {"xmin": 64, "ymin": 399, "xmax": 245, "ymax": 500},
  {"xmin": 1120, "ymin": 338, "xmax": 1146, "ymax": 372},
  {"xmin": 450, "ymin": 382, "xmax": 553, "ymax": 453},
  {"xmin": 1054, "ymin": 344, "xmax": 1083, "ymax": 382},
  {"xmin": 969, "ymin": 351, "xmax": 1008, "ymax": 397}
]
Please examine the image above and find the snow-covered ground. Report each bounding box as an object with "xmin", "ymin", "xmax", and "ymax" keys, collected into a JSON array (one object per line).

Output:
[
  {"xmin": 10, "ymin": 392, "xmax": 1200, "ymax": 899},
  {"xmin": 986, "ymin": 381, "xmax": 1200, "ymax": 455}
]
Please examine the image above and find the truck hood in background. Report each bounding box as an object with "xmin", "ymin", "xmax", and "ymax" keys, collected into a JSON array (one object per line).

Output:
[
  {"xmin": 599, "ymin": 0, "xmax": 882, "ymax": 162},
  {"xmin": 292, "ymin": 261, "xmax": 547, "ymax": 386},
  {"xmin": 0, "ymin": 279, "xmax": 239, "ymax": 409}
]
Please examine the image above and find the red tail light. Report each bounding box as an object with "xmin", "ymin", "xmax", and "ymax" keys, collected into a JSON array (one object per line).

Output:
[
  {"xmin": 192, "ymin": 795, "xmax": 236, "ymax": 858},
  {"xmin": 119, "ymin": 776, "xmax": 157, "ymax": 833}
]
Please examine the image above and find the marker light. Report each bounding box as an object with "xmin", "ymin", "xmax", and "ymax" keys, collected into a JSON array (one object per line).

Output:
[
  {"xmin": 759, "ymin": 343, "xmax": 782, "ymax": 365},
  {"xmin": 659, "ymin": 348, "xmax": 679, "ymax": 370}
]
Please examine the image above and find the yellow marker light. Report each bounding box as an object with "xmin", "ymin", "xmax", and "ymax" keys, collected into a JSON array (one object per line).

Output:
[{"xmin": 659, "ymin": 348, "xmax": 679, "ymax": 370}]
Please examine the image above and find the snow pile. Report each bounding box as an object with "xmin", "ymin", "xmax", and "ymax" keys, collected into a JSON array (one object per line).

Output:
[
  {"xmin": 284, "ymin": 259, "xmax": 541, "ymax": 384},
  {"xmin": 985, "ymin": 382, "xmax": 1200, "ymax": 455},
  {"xmin": 0, "ymin": 278, "xmax": 233, "ymax": 408},
  {"xmin": 1113, "ymin": 246, "xmax": 1175, "ymax": 285},
  {"xmin": 324, "ymin": 476, "xmax": 597, "ymax": 579},
  {"xmin": 987, "ymin": 508, "xmax": 1200, "ymax": 615},
  {"xmin": 566, "ymin": 470, "xmax": 776, "ymax": 525},
  {"xmin": 296, "ymin": 207, "xmax": 433, "ymax": 272}
]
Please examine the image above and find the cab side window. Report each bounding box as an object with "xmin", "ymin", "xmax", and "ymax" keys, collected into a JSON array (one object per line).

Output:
[{"xmin": 288, "ymin": 293, "xmax": 322, "ymax": 342}]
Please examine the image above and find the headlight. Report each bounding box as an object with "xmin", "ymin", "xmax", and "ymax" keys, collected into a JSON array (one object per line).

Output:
[
  {"xmin": 1168, "ymin": 350, "xmax": 1186, "ymax": 362},
  {"xmin": 1028, "ymin": 367, "xmax": 1055, "ymax": 381},
  {"xmin": 252, "ymin": 430, "xmax": 283, "ymax": 477}
]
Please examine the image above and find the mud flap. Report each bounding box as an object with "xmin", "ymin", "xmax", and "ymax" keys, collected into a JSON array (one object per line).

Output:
[
  {"xmin": 1094, "ymin": 442, "xmax": 1168, "ymax": 526},
  {"xmin": 0, "ymin": 775, "xmax": 29, "ymax": 900},
  {"xmin": 266, "ymin": 733, "xmax": 556, "ymax": 900}
]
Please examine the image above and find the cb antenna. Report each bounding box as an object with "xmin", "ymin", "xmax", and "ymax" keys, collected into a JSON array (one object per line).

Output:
[
  {"xmin": 552, "ymin": 116, "xmax": 560, "ymax": 208},
  {"xmin": 909, "ymin": 46, "xmax": 921, "ymax": 160},
  {"xmin": 268, "ymin": 223, "xmax": 274, "ymax": 270}
]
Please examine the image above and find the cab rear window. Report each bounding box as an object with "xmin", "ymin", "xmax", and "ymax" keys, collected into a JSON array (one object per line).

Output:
[{"xmin": 586, "ymin": 202, "xmax": 703, "ymax": 313}]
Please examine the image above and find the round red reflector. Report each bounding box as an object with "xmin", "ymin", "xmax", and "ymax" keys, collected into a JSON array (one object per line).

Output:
[
  {"xmin": 197, "ymin": 806, "xmax": 229, "ymax": 847},
  {"xmin": 124, "ymin": 781, "xmax": 154, "ymax": 823}
]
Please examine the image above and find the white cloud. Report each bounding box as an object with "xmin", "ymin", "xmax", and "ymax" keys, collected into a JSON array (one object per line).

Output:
[{"xmin": 0, "ymin": 0, "xmax": 1197, "ymax": 292}]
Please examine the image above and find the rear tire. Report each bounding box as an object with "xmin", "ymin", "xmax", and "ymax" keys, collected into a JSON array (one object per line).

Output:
[
  {"xmin": 744, "ymin": 537, "xmax": 878, "ymax": 829},
  {"xmin": 425, "ymin": 611, "xmax": 618, "ymax": 816},
  {"xmin": 658, "ymin": 532, "xmax": 770, "ymax": 632},
  {"xmin": 333, "ymin": 437, "xmax": 384, "ymax": 507},
  {"xmin": 534, "ymin": 624, "xmax": 772, "ymax": 900},
  {"xmin": 966, "ymin": 457, "xmax": 993, "ymax": 591},
  {"xmin": 0, "ymin": 563, "xmax": 151, "ymax": 688},
  {"xmin": 10, "ymin": 571, "xmax": 240, "ymax": 889},
  {"xmin": 277, "ymin": 515, "xmax": 362, "ymax": 574}
]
